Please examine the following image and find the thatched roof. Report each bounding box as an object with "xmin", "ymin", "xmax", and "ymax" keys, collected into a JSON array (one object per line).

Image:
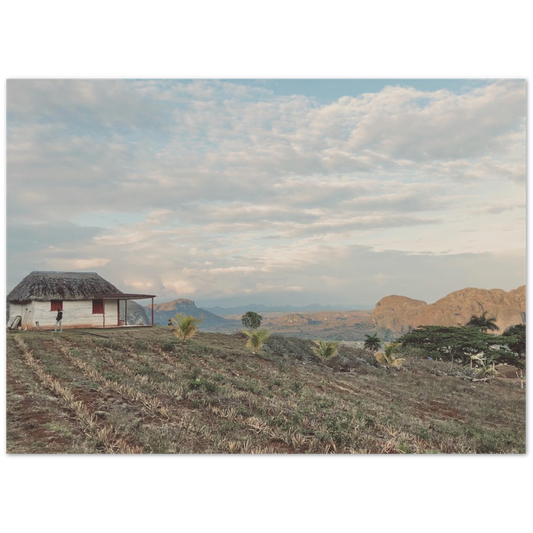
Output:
[{"xmin": 7, "ymin": 271, "xmax": 123, "ymax": 302}]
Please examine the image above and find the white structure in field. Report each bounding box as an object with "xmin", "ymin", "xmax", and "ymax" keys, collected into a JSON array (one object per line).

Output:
[{"xmin": 7, "ymin": 271, "xmax": 156, "ymax": 330}]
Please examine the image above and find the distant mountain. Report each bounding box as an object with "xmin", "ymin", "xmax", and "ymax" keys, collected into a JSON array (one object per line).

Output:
[
  {"xmin": 372, "ymin": 285, "xmax": 526, "ymax": 335},
  {"xmin": 146, "ymin": 300, "xmax": 379, "ymax": 340},
  {"xmin": 200, "ymin": 303, "xmax": 365, "ymax": 317},
  {"xmin": 147, "ymin": 299, "xmax": 240, "ymax": 331}
]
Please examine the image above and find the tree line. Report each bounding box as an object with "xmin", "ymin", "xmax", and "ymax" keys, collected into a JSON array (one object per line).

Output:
[{"xmin": 364, "ymin": 313, "xmax": 525, "ymax": 369}]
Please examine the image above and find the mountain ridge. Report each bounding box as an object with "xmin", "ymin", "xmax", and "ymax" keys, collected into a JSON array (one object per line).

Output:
[{"xmin": 372, "ymin": 285, "xmax": 526, "ymax": 334}]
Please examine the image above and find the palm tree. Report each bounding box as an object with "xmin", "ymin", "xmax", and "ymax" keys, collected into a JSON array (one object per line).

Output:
[
  {"xmin": 466, "ymin": 312, "xmax": 499, "ymax": 332},
  {"xmin": 374, "ymin": 343, "xmax": 406, "ymax": 369},
  {"xmin": 311, "ymin": 339, "xmax": 340, "ymax": 362},
  {"xmin": 242, "ymin": 329, "xmax": 270, "ymax": 354},
  {"xmin": 171, "ymin": 314, "xmax": 203, "ymax": 344},
  {"xmin": 364, "ymin": 333, "xmax": 382, "ymax": 352}
]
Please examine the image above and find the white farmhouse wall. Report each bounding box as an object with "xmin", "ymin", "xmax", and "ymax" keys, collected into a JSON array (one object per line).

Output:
[
  {"xmin": 104, "ymin": 300, "xmax": 119, "ymax": 327},
  {"xmin": 27, "ymin": 300, "xmax": 119, "ymax": 330},
  {"xmin": 8, "ymin": 303, "xmax": 26, "ymax": 325}
]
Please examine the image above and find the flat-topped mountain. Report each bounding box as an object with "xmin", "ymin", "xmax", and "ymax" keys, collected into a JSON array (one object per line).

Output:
[
  {"xmin": 147, "ymin": 299, "xmax": 239, "ymax": 330},
  {"xmin": 372, "ymin": 286, "xmax": 526, "ymax": 334}
]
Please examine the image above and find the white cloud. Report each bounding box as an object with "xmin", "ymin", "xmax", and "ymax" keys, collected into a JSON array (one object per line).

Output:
[
  {"xmin": 6, "ymin": 79, "xmax": 526, "ymax": 304},
  {"xmin": 43, "ymin": 258, "xmax": 110, "ymax": 269}
]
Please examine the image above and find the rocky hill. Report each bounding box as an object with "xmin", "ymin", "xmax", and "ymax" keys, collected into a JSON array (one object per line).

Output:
[
  {"xmin": 147, "ymin": 299, "xmax": 240, "ymax": 331},
  {"xmin": 119, "ymin": 300, "xmax": 150, "ymax": 325},
  {"xmin": 372, "ymin": 286, "xmax": 526, "ymax": 335}
]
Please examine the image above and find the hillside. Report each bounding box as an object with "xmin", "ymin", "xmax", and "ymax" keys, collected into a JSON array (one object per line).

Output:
[
  {"xmin": 373, "ymin": 286, "xmax": 526, "ymax": 335},
  {"xmin": 6, "ymin": 328, "xmax": 525, "ymax": 454}
]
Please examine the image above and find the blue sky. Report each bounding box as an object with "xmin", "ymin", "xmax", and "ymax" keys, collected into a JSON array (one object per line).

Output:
[
  {"xmin": 226, "ymin": 78, "xmax": 494, "ymax": 102},
  {"xmin": 6, "ymin": 79, "xmax": 526, "ymax": 307}
]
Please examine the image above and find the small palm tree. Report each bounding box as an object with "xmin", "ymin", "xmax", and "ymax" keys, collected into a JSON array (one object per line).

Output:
[
  {"xmin": 242, "ymin": 329, "xmax": 270, "ymax": 355},
  {"xmin": 466, "ymin": 312, "xmax": 499, "ymax": 332},
  {"xmin": 364, "ymin": 333, "xmax": 382, "ymax": 352},
  {"xmin": 170, "ymin": 314, "xmax": 202, "ymax": 344},
  {"xmin": 311, "ymin": 339, "xmax": 340, "ymax": 362},
  {"xmin": 374, "ymin": 343, "xmax": 406, "ymax": 369}
]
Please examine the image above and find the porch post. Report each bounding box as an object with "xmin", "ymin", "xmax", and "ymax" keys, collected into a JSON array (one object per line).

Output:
[
  {"xmin": 125, "ymin": 300, "xmax": 128, "ymax": 326},
  {"xmin": 151, "ymin": 297, "xmax": 154, "ymax": 327}
]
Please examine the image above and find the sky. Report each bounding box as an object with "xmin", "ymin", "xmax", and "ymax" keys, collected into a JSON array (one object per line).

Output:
[{"xmin": 6, "ymin": 79, "xmax": 526, "ymax": 308}]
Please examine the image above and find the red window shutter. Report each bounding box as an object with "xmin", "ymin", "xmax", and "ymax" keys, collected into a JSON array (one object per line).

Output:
[
  {"xmin": 92, "ymin": 299, "xmax": 104, "ymax": 314},
  {"xmin": 51, "ymin": 300, "xmax": 63, "ymax": 311}
]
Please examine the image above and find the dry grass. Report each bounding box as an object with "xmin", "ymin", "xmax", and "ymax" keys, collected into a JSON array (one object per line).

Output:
[{"xmin": 6, "ymin": 328, "xmax": 526, "ymax": 454}]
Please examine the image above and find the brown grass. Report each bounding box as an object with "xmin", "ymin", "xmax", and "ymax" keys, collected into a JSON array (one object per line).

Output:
[{"xmin": 6, "ymin": 328, "xmax": 526, "ymax": 454}]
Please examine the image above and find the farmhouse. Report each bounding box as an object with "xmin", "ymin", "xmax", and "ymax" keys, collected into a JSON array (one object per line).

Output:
[{"xmin": 7, "ymin": 271, "xmax": 156, "ymax": 330}]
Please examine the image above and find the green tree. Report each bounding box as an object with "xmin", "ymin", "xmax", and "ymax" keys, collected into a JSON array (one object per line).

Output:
[
  {"xmin": 465, "ymin": 311, "xmax": 499, "ymax": 332},
  {"xmin": 170, "ymin": 314, "xmax": 202, "ymax": 344},
  {"xmin": 397, "ymin": 325, "xmax": 521, "ymax": 367},
  {"xmin": 311, "ymin": 339, "xmax": 340, "ymax": 362},
  {"xmin": 242, "ymin": 328, "xmax": 270, "ymax": 354},
  {"xmin": 502, "ymin": 324, "xmax": 526, "ymax": 357},
  {"xmin": 364, "ymin": 333, "xmax": 382, "ymax": 352},
  {"xmin": 241, "ymin": 311, "xmax": 263, "ymax": 330}
]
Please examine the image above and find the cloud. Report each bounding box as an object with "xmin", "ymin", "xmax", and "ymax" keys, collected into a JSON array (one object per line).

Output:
[
  {"xmin": 344, "ymin": 82, "xmax": 525, "ymax": 161},
  {"xmin": 6, "ymin": 79, "xmax": 526, "ymax": 305},
  {"xmin": 43, "ymin": 258, "xmax": 110, "ymax": 270}
]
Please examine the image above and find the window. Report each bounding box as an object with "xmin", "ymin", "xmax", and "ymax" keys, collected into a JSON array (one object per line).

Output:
[
  {"xmin": 51, "ymin": 300, "xmax": 63, "ymax": 311},
  {"xmin": 92, "ymin": 299, "xmax": 105, "ymax": 314}
]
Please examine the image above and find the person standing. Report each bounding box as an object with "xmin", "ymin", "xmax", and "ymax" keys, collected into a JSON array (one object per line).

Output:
[{"xmin": 54, "ymin": 308, "xmax": 63, "ymax": 333}]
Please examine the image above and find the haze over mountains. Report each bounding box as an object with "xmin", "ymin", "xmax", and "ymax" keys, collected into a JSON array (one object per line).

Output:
[
  {"xmin": 200, "ymin": 303, "xmax": 368, "ymax": 316},
  {"xmin": 146, "ymin": 299, "xmax": 375, "ymax": 339},
  {"xmin": 148, "ymin": 299, "xmax": 240, "ymax": 331},
  {"xmin": 149, "ymin": 285, "xmax": 526, "ymax": 341}
]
